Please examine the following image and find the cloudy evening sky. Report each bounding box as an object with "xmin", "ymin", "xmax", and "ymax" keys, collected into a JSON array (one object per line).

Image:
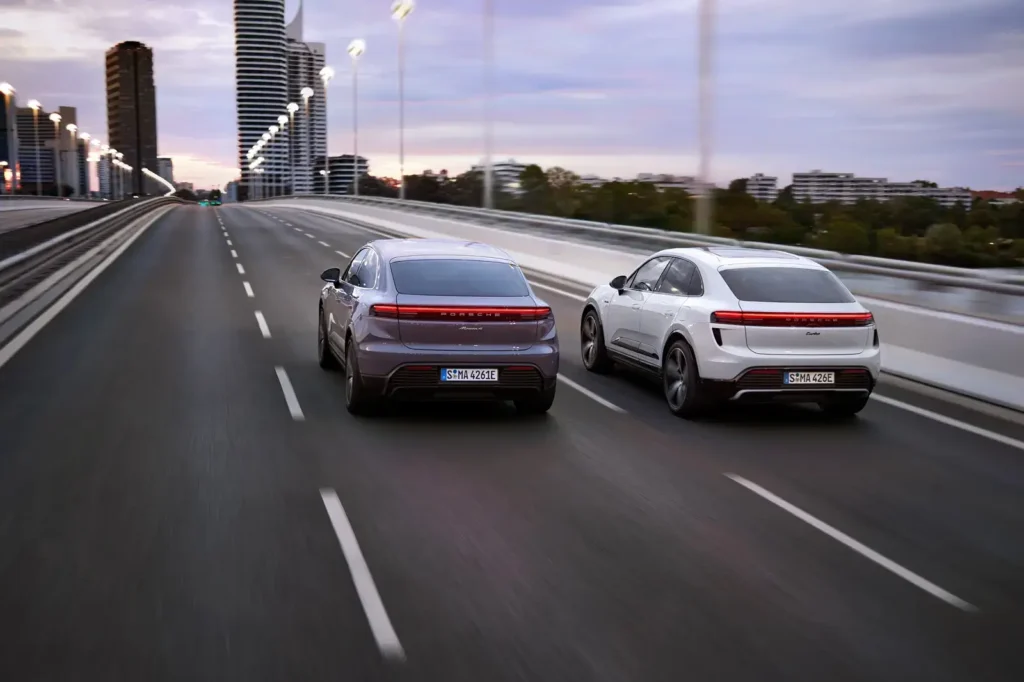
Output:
[{"xmin": 2, "ymin": 0, "xmax": 1022, "ymax": 191}]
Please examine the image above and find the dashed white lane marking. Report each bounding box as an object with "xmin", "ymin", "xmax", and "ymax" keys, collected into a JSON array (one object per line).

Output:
[
  {"xmin": 226, "ymin": 240, "xmax": 233, "ymax": 246},
  {"xmin": 335, "ymin": 250, "xmax": 349, "ymax": 258},
  {"xmin": 320, "ymin": 488, "xmax": 405, "ymax": 660},
  {"xmin": 557, "ymin": 374, "xmax": 626, "ymax": 413},
  {"xmin": 274, "ymin": 366, "xmax": 305, "ymax": 420},
  {"xmin": 231, "ymin": 249, "xmax": 238, "ymax": 258},
  {"xmin": 284, "ymin": 222, "xmax": 292, "ymax": 226},
  {"xmin": 319, "ymin": 240, "xmax": 330, "ymax": 247},
  {"xmin": 236, "ymin": 263, "xmax": 245, "ymax": 274},
  {"xmin": 305, "ymin": 233, "xmax": 315, "ymax": 239},
  {"xmin": 243, "ymin": 281, "xmax": 254, "ymax": 297},
  {"xmin": 294, "ymin": 227, "xmax": 302, "ymax": 232},
  {"xmin": 870, "ymin": 394, "xmax": 1024, "ymax": 453},
  {"xmin": 725, "ymin": 474, "xmax": 977, "ymax": 612},
  {"xmin": 254, "ymin": 311, "xmax": 271, "ymax": 338}
]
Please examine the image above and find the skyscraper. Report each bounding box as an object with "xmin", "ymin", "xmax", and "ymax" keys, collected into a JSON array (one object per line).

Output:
[
  {"xmin": 105, "ymin": 41, "xmax": 159, "ymax": 195},
  {"xmin": 285, "ymin": 3, "xmax": 326, "ymax": 195},
  {"xmin": 233, "ymin": 0, "xmax": 288, "ymax": 196}
]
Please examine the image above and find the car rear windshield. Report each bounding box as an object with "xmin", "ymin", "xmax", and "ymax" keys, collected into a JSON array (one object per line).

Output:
[
  {"xmin": 719, "ymin": 266, "xmax": 856, "ymax": 303},
  {"xmin": 390, "ymin": 259, "xmax": 530, "ymax": 297}
]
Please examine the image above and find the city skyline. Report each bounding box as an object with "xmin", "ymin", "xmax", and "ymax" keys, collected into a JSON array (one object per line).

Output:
[{"xmin": 2, "ymin": 0, "xmax": 1021, "ymax": 190}]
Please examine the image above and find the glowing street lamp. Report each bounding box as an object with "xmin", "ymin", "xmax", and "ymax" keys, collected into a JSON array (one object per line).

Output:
[
  {"xmin": 27, "ymin": 99, "xmax": 42, "ymax": 195},
  {"xmin": 391, "ymin": 0, "xmax": 415, "ymax": 199},
  {"xmin": 49, "ymin": 112, "xmax": 63, "ymax": 197},
  {"xmin": 319, "ymin": 65, "xmax": 334, "ymax": 193},
  {"xmin": 287, "ymin": 102, "xmax": 299, "ymax": 194},
  {"xmin": 348, "ymin": 39, "xmax": 366, "ymax": 196},
  {"xmin": 66, "ymin": 123, "xmax": 79, "ymax": 197}
]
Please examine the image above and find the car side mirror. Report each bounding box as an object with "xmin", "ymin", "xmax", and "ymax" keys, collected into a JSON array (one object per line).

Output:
[
  {"xmin": 320, "ymin": 267, "xmax": 341, "ymax": 284},
  {"xmin": 609, "ymin": 275, "xmax": 627, "ymax": 291}
]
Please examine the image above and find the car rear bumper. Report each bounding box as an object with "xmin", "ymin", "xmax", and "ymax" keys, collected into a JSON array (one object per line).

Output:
[
  {"xmin": 361, "ymin": 363, "xmax": 556, "ymax": 402},
  {"xmin": 702, "ymin": 365, "xmax": 875, "ymax": 404}
]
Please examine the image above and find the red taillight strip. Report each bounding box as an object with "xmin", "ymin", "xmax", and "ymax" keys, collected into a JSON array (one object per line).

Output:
[
  {"xmin": 370, "ymin": 304, "xmax": 551, "ymax": 320},
  {"xmin": 710, "ymin": 311, "xmax": 874, "ymax": 327}
]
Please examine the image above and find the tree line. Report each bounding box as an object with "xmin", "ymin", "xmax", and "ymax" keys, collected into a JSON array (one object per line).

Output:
[{"xmin": 352, "ymin": 166, "xmax": 1024, "ymax": 268}]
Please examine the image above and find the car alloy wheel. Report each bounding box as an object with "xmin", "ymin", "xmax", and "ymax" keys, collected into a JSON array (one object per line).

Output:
[
  {"xmin": 581, "ymin": 313, "xmax": 599, "ymax": 368},
  {"xmin": 664, "ymin": 346, "xmax": 689, "ymax": 411}
]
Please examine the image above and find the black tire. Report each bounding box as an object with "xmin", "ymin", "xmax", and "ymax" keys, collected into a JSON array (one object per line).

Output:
[
  {"xmin": 318, "ymin": 309, "xmax": 339, "ymax": 370},
  {"xmin": 818, "ymin": 394, "xmax": 870, "ymax": 418},
  {"xmin": 514, "ymin": 385, "xmax": 556, "ymax": 415},
  {"xmin": 344, "ymin": 339, "xmax": 377, "ymax": 415},
  {"xmin": 580, "ymin": 309, "xmax": 613, "ymax": 374},
  {"xmin": 662, "ymin": 339, "xmax": 707, "ymax": 419}
]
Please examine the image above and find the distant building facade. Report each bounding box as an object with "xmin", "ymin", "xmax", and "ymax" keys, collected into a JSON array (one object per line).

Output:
[{"xmin": 106, "ymin": 41, "xmax": 159, "ymax": 195}]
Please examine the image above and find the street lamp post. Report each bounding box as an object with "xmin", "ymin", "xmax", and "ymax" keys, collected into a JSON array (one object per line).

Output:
[
  {"xmin": 115, "ymin": 152, "xmax": 125, "ymax": 198},
  {"xmin": 301, "ymin": 86, "xmax": 314, "ymax": 194},
  {"xmin": 269, "ymin": 125, "xmax": 280, "ymax": 197},
  {"xmin": 348, "ymin": 39, "xmax": 366, "ymax": 197},
  {"xmin": 320, "ymin": 169, "xmax": 329, "ymax": 195},
  {"xmin": 27, "ymin": 100, "xmax": 41, "ymax": 196},
  {"xmin": 391, "ymin": 0, "xmax": 415, "ymax": 200},
  {"xmin": 482, "ymin": 0, "xmax": 495, "ymax": 209},
  {"xmin": 694, "ymin": 0, "xmax": 716, "ymax": 235},
  {"xmin": 66, "ymin": 124, "xmax": 78, "ymax": 197},
  {"xmin": 318, "ymin": 66, "xmax": 334, "ymax": 195},
  {"xmin": 287, "ymin": 103, "xmax": 299, "ymax": 196},
  {"xmin": 49, "ymin": 112, "xmax": 62, "ymax": 197},
  {"xmin": 0, "ymin": 83, "xmax": 14, "ymax": 193}
]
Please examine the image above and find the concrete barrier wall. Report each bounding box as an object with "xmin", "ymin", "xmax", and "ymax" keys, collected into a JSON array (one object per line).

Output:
[{"xmin": 268, "ymin": 199, "xmax": 1024, "ymax": 411}]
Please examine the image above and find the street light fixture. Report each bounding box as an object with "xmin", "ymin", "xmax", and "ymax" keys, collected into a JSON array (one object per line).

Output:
[
  {"xmin": 482, "ymin": 0, "xmax": 495, "ymax": 209},
  {"xmin": 269, "ymin": 125, "xmax": 280, "ymax": 197},
  {"xmin": 287, "ymin": 102, "xmax": 299, "ymax": 195},
  {"xmin": 278, "ymin": 113, "xmax": 290, "ymax": 196},
  {"xmin": 348, "ymin": 39, "xmax": 366, "ymax": 197},
  {"xmin": 301, "ymin": 86, "xmax": 315, "ymax": 194},
  {"xmin": 27, "ymin": 99, "xmax": 42, "ymax": 196},
  {"xmin": 66, "ymin": 123, "xmax": 78, "ymax": 197},
  {"xmin": 49, "ymin": 112, "xmax": 62, "ymax": 197},
  {"xmin": 391, "ymin": 0, "xmax": 415, "ymax": 200},
  {"xmin": 319, "ymin": 66, "xmax": 334, "ymax": 195}
]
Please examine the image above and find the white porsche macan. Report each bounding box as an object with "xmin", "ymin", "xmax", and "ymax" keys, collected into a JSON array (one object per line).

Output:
[{"xmin": 580, "ymin": 246, "xmax": 881, "ymax": 418}]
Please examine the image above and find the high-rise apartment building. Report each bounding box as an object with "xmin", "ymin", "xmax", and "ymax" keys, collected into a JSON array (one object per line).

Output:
[
  {"xmin": 234, "ymin": 0, "xmax": 288, "ymax": 196},
  {"xmin": 746, "ymin": 173, "xmax": 779, "ymax": 202},
  {"xmin": 105, "ymin": 41, "xmax": 159, "ymax": 195},
  {"xmin": 0, "ymin": 85, "xmax": 18, "ymax": 193}
]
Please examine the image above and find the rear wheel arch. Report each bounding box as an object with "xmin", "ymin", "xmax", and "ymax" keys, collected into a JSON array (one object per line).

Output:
[{"xmin": 662, "ymin": 331, "xmax": 699, "ymax": 377}]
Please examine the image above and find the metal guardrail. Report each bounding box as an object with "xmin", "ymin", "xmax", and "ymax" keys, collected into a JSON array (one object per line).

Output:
[
  {"xmin": 0, "ymin": 197, "xmax": 183, "ymax": 311},
  {"xmin": 0, "ymin": 200, "xmax": 136, "ymax": 260},
  {"xmin": 0, "ymin": 195, "xmax": 106, "ymax": 203},
  {"xmin": 265, "ymin": 194, "xmax": 1024, "ymax": 296}
]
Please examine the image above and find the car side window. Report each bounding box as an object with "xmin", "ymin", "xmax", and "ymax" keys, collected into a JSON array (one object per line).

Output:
[
  {"xmin": 361, "ymin": 249, "xmax": 380, "ymax": 289},
  {"xmin": 342, "ymin": 249, "xmax": 368, "ymax": 287},
  {"xmin": 627, "ymin": 257, "xmax": 670, "ymax": 291},
  {"xmin": 686, "ymin": 265, "xmax": 705, "ymax": 296},
  {"xmin": 656, "ymin": 258, "xmax": 697, "ymax": 295}
]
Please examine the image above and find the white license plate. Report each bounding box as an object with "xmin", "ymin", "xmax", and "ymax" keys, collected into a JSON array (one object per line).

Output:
[
  {"xmin": 785, "ymin": 371, "xmax": 835, "ymax": 385},
  {"xmin": 440, "ymin": 368, "xmax": 499, "ymax": 382}
]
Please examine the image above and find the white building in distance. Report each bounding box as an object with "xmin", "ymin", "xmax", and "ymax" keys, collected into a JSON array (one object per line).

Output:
[
  {"xmin": 746, "ymin": 173, "xmax": 778, "ymax": 202},
  {"xmin": 471, "ymin": 159, "xmax": 528, "ymax": 195},
  {"xmin": 157, "ymin": 157, "xmax": 173, "ymax": 185},
  {"xmin": 792, "ymin": 170, "xmax": 970, "ymax": 208},
  {"xmin": 285, "ymin": 2, "xmax": 326, "ymax": 194}
]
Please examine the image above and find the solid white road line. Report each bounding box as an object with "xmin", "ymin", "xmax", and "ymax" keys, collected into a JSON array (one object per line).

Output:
[
  {"xmin": 320, "ymin": 488, "xmax": 405, "ymax": 660},
  {"xmin": 870, "ymin": 394, "xmax": 1024, "ymax": 453},
  {"xmin": 236, "ymin": 263, "xmax": 245, "ymax": 274},
  {"xmin": 274, "ymin": 366, "xmax": 305, "ymax": 420},
  {"xmin": 529, "ymin": 279, "xmax": 587, "ymax": 302},
  {"xmin": 243, "ymin": 281, "xmax": 254, "ymax": 298},
  {"xmin": 557, "ymin": 374, "xmax": 626, "ymax": 413},
  {"xmin": 335, "ymin": 250, "xmax": 349, "ymax": 258},
  {"xmin": 254, "ymin": 311, "xmax": 271, "ymax": 338},
  {"xmin": 319, "ymin": 240, "xmax": 330, "ymax": 247},
  {"xmin": 230, "ymin": 249, "xmax": 238, "ymax": 258},
  {"xmin": 0, "ymin": 206, "xmax": 167, "ymax": 371},
  {"xmin": 725, "ymin": 474, "xmax": 977, "ymax": 612}
]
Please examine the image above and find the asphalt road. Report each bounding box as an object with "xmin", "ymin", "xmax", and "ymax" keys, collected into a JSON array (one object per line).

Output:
[
  {"xmin": 1, "ymin": 203, "xmax": 1023, "ymax": 682},
  {"xmin": 0, "ymin": 202, "xmax": 97, "ymax": 233}
]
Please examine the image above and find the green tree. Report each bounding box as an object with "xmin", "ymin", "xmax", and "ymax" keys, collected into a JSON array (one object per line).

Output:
[
  {"xmin": 923, "ymin": 223, "xmax": 964, "ymax": 262},
  {"xmin": 518, "ymin": 165, "xmax": 551, "ymax": 214},
  {"xmin": 875, "ymin": 227, "xmax": 917, "ymax": 260},
  {"xmin": 819, "ymin": 217, "xmax": 870, "ymax": 254}
]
